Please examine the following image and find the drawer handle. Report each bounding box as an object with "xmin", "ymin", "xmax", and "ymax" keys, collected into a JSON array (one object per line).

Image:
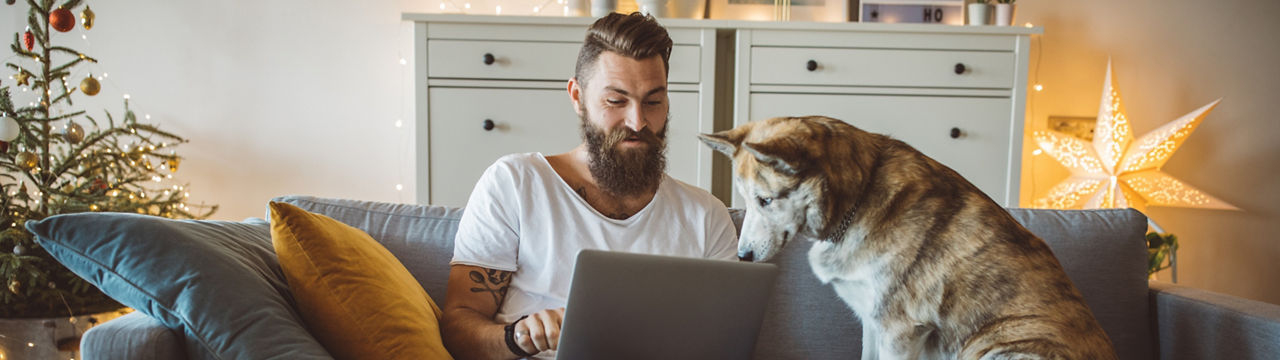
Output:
[
  {"xmin": 483, "ymin": 119, "xmax": 496, "ymax": 131},
  {"xmin": 806, "ymin": 60, "xmax": 818, "ymax": 72},
  {"xmin": 954, "ymin": 63, "xmax": 966, "ymax": 75},
  {"xmin": 950, "ymin": 127, "xmax": 962, "ymax": 139},
  {"xmin": 483, "ymin": 53, "xmax": 496, "ymax": 66}
]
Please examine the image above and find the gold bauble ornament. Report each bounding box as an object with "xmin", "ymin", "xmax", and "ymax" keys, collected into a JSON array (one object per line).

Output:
[
  {"xmin": 81, "ymin": 5, "xmax": 95, "ymax": 30},
  {"xmin": 16, "ymin": 151, "xmax": 39, "ymax": 171},
  {"xmin": 80, "ymin": 75, "xmax": 101, "ymax": 96},
  {"xmin": 65, "ymin": 121, "xmax": 85, "ymax": 143},
  {"xmin": 166, "ymin": 157, "xmax": 181, "ymax": 173},
  {"xmin": 8, "ymin": 279, "xmax": 20, "ymax": 295}
]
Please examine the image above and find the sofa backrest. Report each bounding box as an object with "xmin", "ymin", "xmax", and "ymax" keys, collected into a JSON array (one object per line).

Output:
[
  {"xmin": 275, "ymin": 196, "xmax": 463, "ymax": 301},
  {"xmin": 277, "ymin": 196, "xmax": 1151, "ymax": 360}
]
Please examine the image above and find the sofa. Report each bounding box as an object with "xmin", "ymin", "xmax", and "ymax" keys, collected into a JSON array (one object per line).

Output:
[{"xmin": 72, "ymin": 196, "xmax": 1280, "ymax": 359}]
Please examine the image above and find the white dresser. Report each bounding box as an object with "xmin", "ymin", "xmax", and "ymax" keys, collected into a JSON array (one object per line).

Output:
[
  {"xmin": 732, "ymin": 25, "xmax": 1034, "ymax": 207},
  {"xmin": 405, "ymin": 14, "xmax": 1038, "ymax": 207},
  {"xmin": 408, "ymin": 15, "xmax": 720, "ymax": 207}
]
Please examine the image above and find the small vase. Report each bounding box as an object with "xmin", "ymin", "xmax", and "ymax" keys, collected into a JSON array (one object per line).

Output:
[
  {"xmin": 994, "ymin": 3, "xmax": 1015, "ymax": 26},
  {"xmin": 591, "ymin": 0, "xmax": 617, "ymax": 17},
  {"xmin": 967, "ymin": 3, "xmax": 991, "ymax": 26},
  {"xmin": 637, "ymin": 0, "xmax": 668, "ymax": 17},
  {"xmin": 566, "ymin": 0, "xmax": 590, "ymax": 16}
]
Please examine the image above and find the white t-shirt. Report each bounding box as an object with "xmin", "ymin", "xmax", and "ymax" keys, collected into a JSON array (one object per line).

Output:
[{"xmin": 451, "ymin": 152, "xmax": 738, "ymax": 332}]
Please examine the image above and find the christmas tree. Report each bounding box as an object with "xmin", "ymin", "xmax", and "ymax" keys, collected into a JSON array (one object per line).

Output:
[{"xmin": 2, "ymin": 0, "xmax": 215, "ymax": 318}]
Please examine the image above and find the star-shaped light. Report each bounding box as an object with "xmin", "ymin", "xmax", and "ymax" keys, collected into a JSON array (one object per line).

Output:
[{"xmin": 1032, "ymin": 61, "xmax": 1237, "ymax": 212}]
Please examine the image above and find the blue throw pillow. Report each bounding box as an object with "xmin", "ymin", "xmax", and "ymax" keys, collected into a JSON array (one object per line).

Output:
[{"xmin": 26, "ymin": 213, "xmax": 332, "ymax": 360}]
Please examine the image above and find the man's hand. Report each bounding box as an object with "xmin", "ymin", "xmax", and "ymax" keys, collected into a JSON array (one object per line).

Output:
[{"xmin": 514, "ymin": 307, "xmax": 566, "ymax": 354}]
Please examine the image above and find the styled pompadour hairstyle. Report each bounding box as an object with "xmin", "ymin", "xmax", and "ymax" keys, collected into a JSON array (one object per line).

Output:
[{"xmin": 574, "ymin": 12, "xmax": 673, "ymax": 86}]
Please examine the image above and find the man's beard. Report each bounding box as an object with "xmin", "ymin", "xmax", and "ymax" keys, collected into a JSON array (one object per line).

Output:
[{"xmin": 580, "ymin": 107, "xmax": 668, "ymax": 197}]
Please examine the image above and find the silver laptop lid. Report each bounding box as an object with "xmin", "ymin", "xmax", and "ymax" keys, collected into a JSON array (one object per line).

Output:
[{"xmin": 556, "ymin": 249, "xmax": 779, "ymax": 360}]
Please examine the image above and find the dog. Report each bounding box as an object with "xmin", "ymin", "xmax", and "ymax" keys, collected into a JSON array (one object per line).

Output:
[{"xmin": 699, "ymin": 116, "xmax": 1116, "ymax": 360}]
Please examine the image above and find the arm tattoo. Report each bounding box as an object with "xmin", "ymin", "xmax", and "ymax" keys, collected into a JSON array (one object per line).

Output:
[{"xmin": 468, "ymin": 269, "xmax": 511, "ymax": 306}]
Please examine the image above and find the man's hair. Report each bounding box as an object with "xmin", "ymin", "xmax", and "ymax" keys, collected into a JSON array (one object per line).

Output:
[{"xmin": 574, "ymin": 12, "xmax": 673, "ymax": 86}]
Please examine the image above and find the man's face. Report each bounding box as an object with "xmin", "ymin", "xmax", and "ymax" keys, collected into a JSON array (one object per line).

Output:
[{"xmin": 572, "ymin": 52, "xmax": 670, "ymax": 196}]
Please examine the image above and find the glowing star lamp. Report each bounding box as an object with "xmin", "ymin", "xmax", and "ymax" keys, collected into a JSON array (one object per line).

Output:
[{"xmin": 1031, "ymin": 60, "xmax": 1239, "ymax": 282}]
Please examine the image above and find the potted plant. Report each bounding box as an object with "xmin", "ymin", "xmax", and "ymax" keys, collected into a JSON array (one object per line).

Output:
[
  {"xmin": 994, "ymin": 0, "xmax": 1016, "ymax": 26},
  {"xmin": 967, "ymin": 0, "xmax": 991, "ymax": 26}
]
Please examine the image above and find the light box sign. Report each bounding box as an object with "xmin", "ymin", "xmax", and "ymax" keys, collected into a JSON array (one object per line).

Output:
[{"xmin": 860, "ymin": 0, "xmax": 965, "ymax": 25}]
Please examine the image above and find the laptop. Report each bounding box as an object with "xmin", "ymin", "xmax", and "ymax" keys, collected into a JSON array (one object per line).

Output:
[{"xmin": 555, "ymin": 249, "xmax": 779, "ymax": 360}]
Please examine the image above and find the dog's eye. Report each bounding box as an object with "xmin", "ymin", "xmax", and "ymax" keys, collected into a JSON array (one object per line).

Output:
[{"xmin": 757, "ymin": 196, "xmax": 772, "ymax": 207}]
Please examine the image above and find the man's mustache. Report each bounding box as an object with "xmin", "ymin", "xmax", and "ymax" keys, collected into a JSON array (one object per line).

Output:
[{"xmin": 603, "ymin": 126, "xmax": 663, "ymax": 148}]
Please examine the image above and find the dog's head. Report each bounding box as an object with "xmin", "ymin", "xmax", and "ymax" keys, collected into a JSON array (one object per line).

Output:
[{"xmin": 699, "ymin": 116, "xmax": 878, "ymax": 262}]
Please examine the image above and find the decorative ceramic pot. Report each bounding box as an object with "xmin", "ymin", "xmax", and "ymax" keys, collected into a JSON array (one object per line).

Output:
[
  {"xmin": 967, "ymin": 3, "xmax": 991, "ymax": 26},
  {"xmin": 994, "ymin": 3, "xmax": 1015, "ymax": 26}
]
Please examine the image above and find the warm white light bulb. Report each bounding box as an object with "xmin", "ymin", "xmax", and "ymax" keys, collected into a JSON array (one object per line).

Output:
[
  {"xmin": 395, "ymin": 184, "xmax": 404, "ymax": 191},
  {"xmin": 439, "ymin": 3, "xmax": 445, "ymax": 9},
  {"xmin": 399, "ymin": 58, "xmax": 407, "ymax": 65},
  {"xmin": 394, "ymin": 119, "xmax": 403, "ymax": 128},
  {"xmin": 465, "ymin": 3, "xmax": 471, "ymax": 8},
  {"xmin": 496, "ymin": 5, "xmax": 502, "ymax": 14},
  {"xmin": 1034, "ymin": 84, "xmax": 1043, "ymax": 91},
  {"xmin": 1032, "ymin": 149, "xmax": 1043, "ymax": 156}
]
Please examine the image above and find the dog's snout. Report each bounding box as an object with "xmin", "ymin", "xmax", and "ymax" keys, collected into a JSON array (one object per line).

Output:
[{"xmin": 738, "ymin": 250, "xmax": 755, "ymax": 262}]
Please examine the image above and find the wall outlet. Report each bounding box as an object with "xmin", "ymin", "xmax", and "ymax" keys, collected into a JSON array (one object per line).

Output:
[{"xmin": 1048, "ymin": 116, "xmax": 1096, "ymax": 141}]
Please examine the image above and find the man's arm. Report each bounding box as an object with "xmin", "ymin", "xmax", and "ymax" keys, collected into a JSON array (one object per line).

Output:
[
  {"xmin": 442, "ymin": 264, "xmax": 516, "ymax": 359},
  {"xmin": 443, "ymin": 264, "xmax": 566, "ymax": 359}
]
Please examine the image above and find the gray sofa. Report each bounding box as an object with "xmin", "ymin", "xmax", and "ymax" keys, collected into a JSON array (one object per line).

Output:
[{"xmin": 81, "ymin": 196, "xmax": 1280, "ymax": 359}]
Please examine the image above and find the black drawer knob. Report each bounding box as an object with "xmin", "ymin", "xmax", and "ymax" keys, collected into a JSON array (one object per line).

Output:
[
  {"xmin": 483, "ymin": 53, "xmax": 496, "ymax": 65},
  {"xmin": 950, "ymin": 127, "xmax": 961, "ymax": 139},
  {"xmin": 483, "ymin": 119, "xmax": 495, "ymax": 131},
  {"xmin": 806, "ymin": 60, "xmax": 818, "ymax": 72},
  {"xmin": 954, "ymin": 63, "xmax": 966, "ymax": 75}
]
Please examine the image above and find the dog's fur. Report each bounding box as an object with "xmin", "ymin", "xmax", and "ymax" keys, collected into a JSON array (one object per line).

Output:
[{"xmin": 700, "ymin": 116, "xmax": 1116, "ymax": 360}]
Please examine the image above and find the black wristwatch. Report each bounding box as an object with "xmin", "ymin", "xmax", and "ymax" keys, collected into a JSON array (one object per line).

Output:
[{"xmin": 504, "ymin": 315, "xmax": 534, "ymax": 358}]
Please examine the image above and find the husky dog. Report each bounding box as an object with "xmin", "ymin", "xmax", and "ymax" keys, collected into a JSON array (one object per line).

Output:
[{"xmin": 699, "ymin": 116, "xmax": 1116, "ymax": 360}]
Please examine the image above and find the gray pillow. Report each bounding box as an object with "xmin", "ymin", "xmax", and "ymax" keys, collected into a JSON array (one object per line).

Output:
[{"xmin": 26, "ymin": 213, "xmax": 332, "ymax": 360}]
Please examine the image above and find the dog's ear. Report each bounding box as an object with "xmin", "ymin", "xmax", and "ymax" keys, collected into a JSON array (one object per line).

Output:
[
  {"xmin": 742, "ymin": 138, "xmax": 808, "ymax": 176},
  {"xmin": 698, "ymin": 128, "xmax": 746, "ymax": 157}
]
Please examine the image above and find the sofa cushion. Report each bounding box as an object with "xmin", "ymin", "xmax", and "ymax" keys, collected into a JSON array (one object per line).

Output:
[
  {"xmin": 740, "ymin": 208, "xmax": 1151, "ymax": 360},
  {"xmin": 1008, "ymin": 208, "xmax": 1151, "ymax": 360},
  {"xmin": 25, "ymin": 213, "xmax": 331, "ymax": 360},
  {"xmin": 269, "ymin": 202, "xmax": 452, "ymax": 359},
  {"xmin": 271, "ymin": 195, "xmax": 463, "ymax": 300}
]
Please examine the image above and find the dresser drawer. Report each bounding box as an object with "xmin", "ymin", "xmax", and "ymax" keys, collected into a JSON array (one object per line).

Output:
[
  {"xmin": 748, "ymin": 92, "xmax": 1014, "ymax": 205},
  {"xmin": 429, "ymin": 40, "xmax": 702, "ymax": 83},
  {"xmin": 749, "ymin": 47, "xmax": 1014, "ymax": 88},
  {"xmin": 428, "ymin": 88, "xmax": 580, "ymax": 207},
  {"xmin": 427, "ymin": 87, "xmax": 704, "ymax": 207}
]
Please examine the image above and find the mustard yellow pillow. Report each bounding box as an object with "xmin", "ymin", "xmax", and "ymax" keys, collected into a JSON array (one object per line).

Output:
[{"xmin": 269, "ymin": 202, "xmax": 453, "ymax": 360}]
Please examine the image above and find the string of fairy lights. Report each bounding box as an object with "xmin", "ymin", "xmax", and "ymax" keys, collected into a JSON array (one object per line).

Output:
[{"xmin": 3, "ymin": 6, "xmax": 204, "ymax": 215}]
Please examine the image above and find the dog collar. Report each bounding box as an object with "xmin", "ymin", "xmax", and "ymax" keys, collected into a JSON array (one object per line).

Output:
[{"xmin": 827, "ymin": 207, "xmax": 856, "ymax": 242}]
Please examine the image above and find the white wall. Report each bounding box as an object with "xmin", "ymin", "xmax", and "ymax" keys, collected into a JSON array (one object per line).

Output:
[{"xmin": 5, "ymin": 0, "xmax": 1277, "ymax": 304}]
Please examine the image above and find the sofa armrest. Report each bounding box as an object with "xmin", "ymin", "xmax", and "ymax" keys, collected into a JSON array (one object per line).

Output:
[
  {"xmin": 82, "ymin": 311, "xmax": 188, "ymax": 360},
  {"xmin": 1149, "ymin": 281, "xmax": 1280, "ymax": 360}
]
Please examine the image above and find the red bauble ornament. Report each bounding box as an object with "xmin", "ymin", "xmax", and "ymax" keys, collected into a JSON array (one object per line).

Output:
[
  {"xmin": 50, "ymin": 8, "xmax": 76, "ymax": 32},
  {"xmin": 23, "ymin": 30, "xmax": 33, "ymax": 50}
]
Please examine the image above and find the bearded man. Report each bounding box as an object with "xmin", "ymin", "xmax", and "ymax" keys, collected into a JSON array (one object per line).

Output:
[{"xmin": 441, "ymin": 12, "xmax": 738, "ymax": 360}]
